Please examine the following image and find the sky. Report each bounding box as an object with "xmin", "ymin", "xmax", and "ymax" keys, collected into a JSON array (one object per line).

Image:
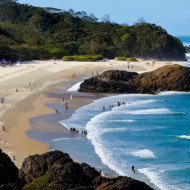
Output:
[{"xmin": 18, "ymin": 0, "xmax": 190, "ymax": 36}]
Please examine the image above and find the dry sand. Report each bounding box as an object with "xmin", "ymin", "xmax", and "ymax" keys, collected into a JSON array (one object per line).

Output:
[{"xmin": 0, "ymin": 59, "xmax": 183, "ymax": 168}]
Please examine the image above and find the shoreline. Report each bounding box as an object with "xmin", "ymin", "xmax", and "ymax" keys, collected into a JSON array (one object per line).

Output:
[{"xmin": 0, "ymin": 59, "xmax": 184, "ymax": 168}]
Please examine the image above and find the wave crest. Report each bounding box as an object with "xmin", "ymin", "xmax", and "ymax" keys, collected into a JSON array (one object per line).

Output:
[
  {"xmin": 131, "ymin": 149, "xmax": 156, "ymax": 158},
  {"xmin": 177, "ymin": 135, "xmax": 190, "ymax": 140}
]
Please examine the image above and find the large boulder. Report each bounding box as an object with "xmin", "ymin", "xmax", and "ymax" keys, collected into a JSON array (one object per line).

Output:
[
  {"xmin": 97, "ymin": 176, "xmax": 153, "ymax": 190},
  {"xmin": 80, "ymin": 70, "xmax": 139, "ymax": 93},
  {"xmin": 19, "ymin": 150, "xmax": 91, "ymax": 187},
  {"xmin": 80, "ymin": 65, "xmax": 190, "ymax": 94},
  {"xmin": 135, "ymin": 64, "xmax": 190, "ymax": 93}
]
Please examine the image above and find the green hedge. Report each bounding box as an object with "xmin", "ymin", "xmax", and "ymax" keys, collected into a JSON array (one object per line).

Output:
[
  {"xmin": 62, "ymin": 55, "xmax": 103, "ymax": 62},
  {"xmin": 126, "ymin": 57, "xmax": 138, "ymax": 62},
  {"xmin": 115, "ymin": 57, "xmax": 126, "ymax": 61},
  {"xmin": 116, "ymin": 56, "xmax": 138, "ymax": 62}
]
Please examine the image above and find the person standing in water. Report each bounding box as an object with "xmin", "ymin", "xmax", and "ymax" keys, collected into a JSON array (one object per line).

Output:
[{"xmin": 132, "ymin": 165, "xmax": 136, "ymax": 174}]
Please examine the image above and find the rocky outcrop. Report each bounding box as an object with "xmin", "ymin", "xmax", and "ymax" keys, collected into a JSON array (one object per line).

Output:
[
  {"xmin": 185, "ymin": 46, "xmax": 190, "ymax": 53},
  {"xmin": 80, "ymin": 70, "xmax": 139, "ymax": 93},
  {"xmin": 0, "ymin": 149, "xmax": 153, "ymax": 190},
  {"xmin": 135, "ymin": 64, "xmax": 190, "ymax": 93},
  {"xmin": 79, "ymin": 65, "xmax": 190, "ymax": 94}
]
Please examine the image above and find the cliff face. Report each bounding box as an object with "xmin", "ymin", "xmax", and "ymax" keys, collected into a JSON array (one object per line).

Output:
[
  {"xmin": 79, "ymin": 65, "xmax": 190, "ymax": 94},
  {"xmin": 0, "ymin": 149, "xmax": 153, "ymax": 190}
]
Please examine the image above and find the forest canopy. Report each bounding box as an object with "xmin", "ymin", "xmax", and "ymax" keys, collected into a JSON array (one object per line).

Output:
[{"xmin": 0, "ymin": 0, "xmax": 186, "ymax": 61}]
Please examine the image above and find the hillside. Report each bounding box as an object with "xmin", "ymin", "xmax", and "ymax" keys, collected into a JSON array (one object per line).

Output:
[
  {"xmin": 80, "ymin": 65, "xmax": 190, "ymax": 93},
  {"xmin": 0, "ymin": 0, "xmax": 186, "ymax": 61}
]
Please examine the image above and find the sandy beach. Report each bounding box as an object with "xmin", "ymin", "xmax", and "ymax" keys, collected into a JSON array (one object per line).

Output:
[{"xmin": 0, "ymin": 59, "xmax": 183, "ymax": 168}]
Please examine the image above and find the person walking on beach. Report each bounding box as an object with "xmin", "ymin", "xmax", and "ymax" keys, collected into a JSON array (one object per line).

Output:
[
  {"xmin": 3, "ymin": 136, "xmax": 7, "ymax": 145},
  {"xmin": 2, "ymin": 125, "xmax": 5, "ymax": 132}
]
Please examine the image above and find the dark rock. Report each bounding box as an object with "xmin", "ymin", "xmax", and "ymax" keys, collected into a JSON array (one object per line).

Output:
[
  {"xmin": 80, "ymin": 70, "xmax": 139, "ymax": 93},
  {"xmin": 185, "ymin": 46, "xmax": 190, "ymax": 53},
  {"xmin": 0, "ymin": 149, "xmax": 153, "ymax": 189},
  {"xmin": 80, "ymin": 65, "xmax": 190, "ymax": 94},
  {"xmin": 19, "ymin": 150, "xmax": 91, "ymax": 186},
  {"xmin": 97, "ymin": 176, "xmax": 153, "ymax": 190},
  {"xmin": 0, "ymin": 149, "xmax": 21, "ymax": 190},
  {"xmin": 20, "ymin": 150, "xmax": 153, "ymax": 189},
  {"xmin": 0, "ymin": 149, "xmax": 18, "ymax": 183}
]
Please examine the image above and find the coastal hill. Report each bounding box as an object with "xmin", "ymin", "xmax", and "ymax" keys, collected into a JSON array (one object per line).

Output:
[
  {"xmin": 0, "ymin": 0, "xmax": 186, "ymax": 61},
  {"xmin": 0, "ymin": 149, "xmax": 153, "ymax": 190},
  {"xmin": 79, "ymin": 64, "xmax": 190, "ymax": 94}
]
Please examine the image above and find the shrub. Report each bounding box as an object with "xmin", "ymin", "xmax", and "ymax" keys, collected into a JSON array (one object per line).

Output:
[
  {"xmin": 116, "ymin": 56, "xmax": 138, "ymax": 62},
  {"xmin": 62, "ymin": 55, "xmax": 103, "ymax": 61},
  {"xmin": 126, "ymin": 57, "xmax": 138, "ymax": 62},
  {"xmin": 115, "ymin": 57, "xmax": 126, "ymax": 61},
  {"xmin": 23, "ymin": 171, "xmax": 51, "ymax": 190}
]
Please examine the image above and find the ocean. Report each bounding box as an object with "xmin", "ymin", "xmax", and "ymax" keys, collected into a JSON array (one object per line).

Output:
[
  {"xmin": 178, "ymin": 36, "xmax": 190, "ymax": 66},
  {"xmin": 51, "ymin": 92, "xmax": 190, "ymax": 190},
  {"xmin": 178, "ymin": 36, "xmax": 190, "ymax": 47}
]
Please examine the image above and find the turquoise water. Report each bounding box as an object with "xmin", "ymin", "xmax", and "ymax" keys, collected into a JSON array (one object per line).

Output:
[
  {"xmin": 178, "ymin": 36, "xmax": 190, "ymax": 47},
  {"xmin": 177, "ymin": 36, "xmax": 190, "ymax": 64},
  {"xmin": 50, "ymin": 92, "xmax": 190, "ymax": 190}
]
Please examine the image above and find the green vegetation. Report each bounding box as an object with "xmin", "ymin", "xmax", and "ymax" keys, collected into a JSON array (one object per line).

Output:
[
  {"xmin": 126, "ymin": 57, "xmax": 138, "ymax": 62},
  {"xmin": 63, "ymin": 55, "xmax": 103, "ymax": 61},
  {"xmin": 23, "ymin": 171, "xmax": 51, "ymax": 190},
  {"xmin": 116, "ymin": 57, "xmax": 127, "ymax": 61},
  {"xmin": 116, "ymin": 57, "xmax": 138, "ymax": 62},
  {"xmin": 0, "ymin": 0, "xmax": 186, "ymax": 61}
]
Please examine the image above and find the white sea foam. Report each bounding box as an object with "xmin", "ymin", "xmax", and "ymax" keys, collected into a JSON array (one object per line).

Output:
[
  {"xmin": 86, "ymin": 112, "xmax": 126, "ymax": 176},
  {"xmin": 111, "ymin": 119, "xmax": 136, "ymax": 123},
  {"xmin": 177, "ymin": 135, "xmax": 190, "ymax": 140},
  {"xmin": 125, "ymin": 108, "xmax": 173, "ymax": 115},
  {"xmin": 52, "ymin": 138, "xmax": 81, "ymax": 142},
  {"xmin": 102, "ymin": 127, "xmax": 127, "ymax": 133},
  {"xmin": 111, "ymin": 99, "xmax": 158, "ymax": 112},
  {"xmin": 158, "ymin": 91, "xmax": 190, "ymax": 96},
  {"xmin": 131, "ymin": 149, "xmax": 156, "ymax": 158},
  {"xmin": 138, "ymin": 168, "xmax": 171, "ymax": 190},
  {"xmin": 67, "ymin": 81, "xmax": 83, "ymax": 91},
  {"xmin": 136, "ymin": 71, "xmax": 147, "ymax": 74},
  {"xmin": 184, "ymin": 43, "xmax": 190, "ymax": 47},
  {"xmin": 58, "ymin": 121, "xmax": 70, "ymax": 130}
]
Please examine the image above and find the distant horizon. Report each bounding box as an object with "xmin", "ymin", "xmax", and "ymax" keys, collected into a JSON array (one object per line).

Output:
[{"xmin": 18, "ymin": 0, "xmax": 190, "ymax": 36}]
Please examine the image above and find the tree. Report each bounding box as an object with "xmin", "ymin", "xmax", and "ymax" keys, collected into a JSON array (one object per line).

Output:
[
  {"xmin": 134, "ymin": 17, "xmax": 146, "ymax": 25},
  {"xmin": 99, "ymin": 14, "xmax": 111, "ymax": 23},
  {"xmin": 0, "ymin": 0, "xmax": 17, "ymax": 5}
]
